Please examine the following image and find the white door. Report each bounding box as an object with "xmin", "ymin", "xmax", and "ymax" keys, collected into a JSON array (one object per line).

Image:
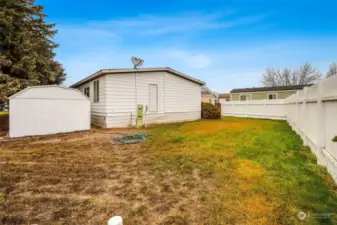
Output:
[{"xmin": 149, "ymin": 84, "xmax": 158, "ymax": 112}]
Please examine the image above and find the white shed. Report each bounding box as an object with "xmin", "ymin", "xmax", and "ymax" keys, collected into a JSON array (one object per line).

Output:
[
  {"xmin": 9, "ymin": 85, "xmax": 90, "ymax": 138},
  {"xmin": 70, "ymin": 67, "xmax": 205, "ymax": 128}
]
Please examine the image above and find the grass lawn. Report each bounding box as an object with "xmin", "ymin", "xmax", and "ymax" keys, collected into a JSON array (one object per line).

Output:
[
  {"xmin": 0, "ymin": 112, "xmax": 8, "ymax": 115},
  {"xmin": 0, "ymin": 118, "xmax": 336, "ymax": 224}
]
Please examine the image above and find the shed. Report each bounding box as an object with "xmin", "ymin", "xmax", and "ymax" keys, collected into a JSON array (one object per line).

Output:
[
  {"xmin": 9, "ymin": 85, "xmax": 90, "ymax": 138},
  {"xmin": 70, "ymin": 67, "xmax": 205, "ymax": 128}
]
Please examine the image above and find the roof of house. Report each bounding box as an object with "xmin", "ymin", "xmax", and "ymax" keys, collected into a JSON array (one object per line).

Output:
[
  {"xmin": 230, "ymin": 85, "xmax": 312, "ymax": 94},
  {"xmin": 70, "ymin": 67, "xmax": 205, "ymax": 88},
  {"xmin": 218, "ymin": 93, "xmax": 230, "ymax": 98}
]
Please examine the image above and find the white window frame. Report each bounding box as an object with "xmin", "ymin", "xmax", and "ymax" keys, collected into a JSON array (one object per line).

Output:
[
  {"xmin": 84, "ymin": 86, "xmax": 90, "ymax": 98},
  {"xmin": 267, "ymin": 93, "xmax": 278, "ymax": 100},
  {"xmin": 239, "ymin": 94, "xmax": 251, "ymax": 101},
  {"xmin": 149, "ymin": 84, "xmax": 158, "ymax": 112},
  {"xmin": 93, "ymin": 80, "xmax": 99, "ymax": 103}
]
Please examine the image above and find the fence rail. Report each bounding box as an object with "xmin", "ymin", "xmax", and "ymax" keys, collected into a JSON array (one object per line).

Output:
[
  {"xmin": 220, "ymin": 99, "xmax": 286, "ymax": 120},
  {"xmin": 221, "ymin": 75, "xmax": 337, "ymax": 182}
]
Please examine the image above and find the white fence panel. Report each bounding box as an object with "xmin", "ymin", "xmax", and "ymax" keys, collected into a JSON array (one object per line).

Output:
[
  {"xmin": 220, "ymin": 99, "xmax": 286, "ymax": 120},
  {"xmin": 221, "ymin": 75, "xmax": 337, "ymax": 182},
  {"xmin": 285, "ymin": 76, "xmax": 337, "ymax": 182}
]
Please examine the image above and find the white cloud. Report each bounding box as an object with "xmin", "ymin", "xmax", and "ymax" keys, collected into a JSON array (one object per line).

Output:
[{"xmin": 58, "ymin": 12, "xmax": 268, "ymax": 37}]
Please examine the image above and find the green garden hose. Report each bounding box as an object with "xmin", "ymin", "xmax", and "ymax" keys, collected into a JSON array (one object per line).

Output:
[{"xmin": 114, "ymin": 133, "xmax": 148, "ymax": 144}]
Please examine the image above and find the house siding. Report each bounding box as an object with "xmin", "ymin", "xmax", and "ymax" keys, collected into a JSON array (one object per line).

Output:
[
  {"xmin": 77, "ymin": 76, "xmax": 107, "ymax": 126},
  {"xmin": 102, "ymin": 71, "xmax": 201, "ymax": 128},
  {"xmin": 231, "ymin": 90, "xmax": 298, "ymax": 101},
  {"xmin": 164, "ymin": 72, "xmax": 201, "ymax": 113}
]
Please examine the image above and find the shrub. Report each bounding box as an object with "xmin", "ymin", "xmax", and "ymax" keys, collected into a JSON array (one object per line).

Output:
[{"xmin": 201, "ymin": 102, "xmax": 221, "ymax": 119}]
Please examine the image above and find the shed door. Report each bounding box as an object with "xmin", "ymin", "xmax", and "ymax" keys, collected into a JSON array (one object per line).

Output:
[{"xmin": 149, "ymin": 84, "xmax": 158, "ymax": 112}]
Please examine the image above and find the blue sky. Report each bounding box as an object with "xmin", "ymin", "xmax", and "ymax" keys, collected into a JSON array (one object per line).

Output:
[{"xmin": 37, "ymin": 0, "xmax": 337, "ymax": 92}]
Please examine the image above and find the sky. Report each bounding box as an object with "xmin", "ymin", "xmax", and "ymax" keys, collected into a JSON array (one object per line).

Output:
[{"xmin": 37, "ymin": 0, "xmax": 337, "ymax": 92}]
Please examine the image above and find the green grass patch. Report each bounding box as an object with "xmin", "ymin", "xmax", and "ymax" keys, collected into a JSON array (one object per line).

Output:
[{"xmin": 145, "ymin": 117, "xmax": 337, "ymax": 224}]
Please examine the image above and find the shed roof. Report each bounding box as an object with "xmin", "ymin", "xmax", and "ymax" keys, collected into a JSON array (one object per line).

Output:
[
  {"xmin": 70, "ymin": 67, "xmax": 205, "ymax": 88},
  {"xmin": 9, "ymin": 85, "xmax": 88, "ymax": 100},
  {"xmin": 230, "ymin": 85, "xmax": 312, "ymax": 93}
]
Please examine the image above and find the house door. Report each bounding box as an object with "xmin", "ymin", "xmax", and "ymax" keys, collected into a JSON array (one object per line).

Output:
[{"xmin": 149, "ymin": 84, "xmax": 158, "ymax": 112}]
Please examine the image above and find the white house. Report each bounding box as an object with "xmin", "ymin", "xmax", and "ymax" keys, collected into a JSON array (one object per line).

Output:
[
  {"xmin": 70, "ymin": 67, "xmax": 205, "ymax": 127},
  {"xmin": 9, "ymin": 85, "xmax": 90, "ymax": 138}
]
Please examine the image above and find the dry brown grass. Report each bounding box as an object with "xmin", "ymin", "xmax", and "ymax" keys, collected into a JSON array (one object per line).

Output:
[{"xmin": 0, "ymin": 129, "xmax": 210, "ymax": 225}]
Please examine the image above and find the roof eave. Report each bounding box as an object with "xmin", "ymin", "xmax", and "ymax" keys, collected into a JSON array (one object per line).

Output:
[{"xmin": 70, "ymin": 68, "xmax": 205, "ymax": 88}]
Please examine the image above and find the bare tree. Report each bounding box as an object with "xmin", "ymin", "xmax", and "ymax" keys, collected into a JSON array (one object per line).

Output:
[
  {"xmin": 261, "ymin": 62, "xmax": 322, "ymax": 87},
  {"xmin": 295, "ymin": 63, "xmax": 322, "ymax": 85},
  {"xmin": 326, "ymin": 62, "xmax": 337, "ymax": 78}
]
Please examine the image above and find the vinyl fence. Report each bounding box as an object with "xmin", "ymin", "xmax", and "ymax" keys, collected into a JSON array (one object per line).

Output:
[
  {"xmin": 220, "ymin": 99, "xmax": 286, "ymax": 120},
  {"xmin": 220, "ymin": 75, "xmax": 337, "ymax": 182},
  {"xmin": 286, "ymin": 76, "xmax": 337, "ymax": 182}
]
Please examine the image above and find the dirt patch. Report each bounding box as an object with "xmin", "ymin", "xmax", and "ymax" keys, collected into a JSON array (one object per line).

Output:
[{"xmin": 0, "ymin": 128, "xmax": 209, "ymax": 225}]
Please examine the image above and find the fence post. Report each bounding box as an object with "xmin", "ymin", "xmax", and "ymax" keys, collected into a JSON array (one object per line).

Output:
[
  {"xmin": 303, "ymin": 88, "xmax": 309, "ymax": 145},
  {"xmin": 246, "ymin": 101, "xmax": 248, "ymax": 118},
  {"xmin": 317, "ymin": 80, "xmax": 326, "ymax": 164},
  {"xmin": 295, "ymin": 91, "xmax": 300, "ymax": 134}
]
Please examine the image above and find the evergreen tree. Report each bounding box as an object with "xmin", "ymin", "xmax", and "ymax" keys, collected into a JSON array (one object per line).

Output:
[{"xmin": 0, "ymin": 0, "xmax": 66, "ymax": 103}]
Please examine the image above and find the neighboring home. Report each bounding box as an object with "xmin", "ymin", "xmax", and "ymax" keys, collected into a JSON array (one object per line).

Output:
[
  {"xmin": 201, "ymin": 88, "xmax": 217, "ymax": 105},
  {"xmin": 230, "ymin": 85, "xmax": 312, "ymax": 101},
  {"xmin": 219, "ymin": 93, "xmax": 230, "ymax": 102},
  {"xmin": 70, "ymin": 67, "xmax": 205, "ymax": 127}
]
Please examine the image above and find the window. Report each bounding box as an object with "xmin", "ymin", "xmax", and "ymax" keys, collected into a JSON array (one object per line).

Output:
[
  {"xmin": 93, "ymin": 80, "xmax": 99, "ymax": 102},
  {"xmin": 240, "ymin": 95, "xmax": 251, "ymax": 101},
  {"xmin": 84, "ymin": 87, "xmax": 90, "ymax": 97},
  {"xmin": 149, "ymin": 84, "xmax": 158, "ymax": 112},
  {"xmin": 209, "ymin": 99, "xmax": 212, "ymax": 104},
  {"xmin": 268, "ymin": 93, "xmax": 277, "ymax": 100}
]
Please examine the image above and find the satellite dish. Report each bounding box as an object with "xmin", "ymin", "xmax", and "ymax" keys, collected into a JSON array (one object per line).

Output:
[{"xmin": 131, "ymin": 57, "xmax": 144, "ymax": 68}]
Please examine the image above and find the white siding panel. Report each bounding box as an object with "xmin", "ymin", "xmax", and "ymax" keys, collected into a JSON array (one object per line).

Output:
[
  {"xmin": 105, "ymin": 73, "xmax": 136, "ymax": 127},
  {"xmin": 82, "ymin": 71, "xmax": 202, "ymax": 128},
  {"xmin": 136, "ymin": 72, "xmax": 165, "ymax": 113},
  {"xmin": 106, "ymin": 114, "xmax": 135, "ymax": 128},
  {"xmin": 165, "ymin": 73, "xmax": 201, "ymax": 113},
  {"xmin": 106, "ymin": 74, "xmax": 137, "ymax": 113},
  {"xmin": 77, "ymin": 76, "xmax": 107, "ymax": 116},
  {"xmin": 145, "ymin": 112, "xmax": 200, "ymax": 125}
]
